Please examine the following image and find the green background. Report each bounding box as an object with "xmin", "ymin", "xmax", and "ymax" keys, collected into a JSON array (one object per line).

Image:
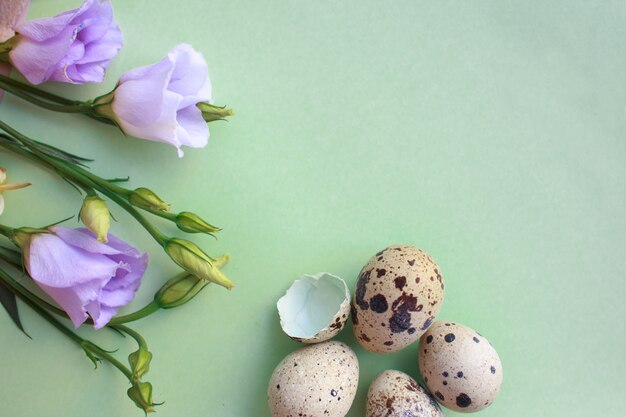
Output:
[{"xmin": 1, "ymin": 1, "xmax": 624, "ymax": 416}]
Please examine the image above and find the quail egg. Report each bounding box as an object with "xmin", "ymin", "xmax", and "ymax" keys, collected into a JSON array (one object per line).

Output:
[
  {"xmin": 268, "ymin": 340, "xmax": 359, "ymax": 417},
  {"xmin": 418, "ymin": 321, "xmax": 503, "ymax": 412},
  {"xmin": 367, "ymin": 370, "xmax": 444, "ymax": 417},
  {"xmin": 352, "ymin": 245, "xmax": 445, "ymax": 353}
]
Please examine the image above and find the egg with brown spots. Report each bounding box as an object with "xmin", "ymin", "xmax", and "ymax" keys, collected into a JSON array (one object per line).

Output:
[
  {"xmin": 351, "ymin": 245, "xmax": 445, "ymax": 353},
  {"xmin": 418, "ymin": 321, "xmax": 503, "ymax": 412},
  {"xmin": 366, "ymin": 370, "xmax": 444, "ymax": 417},
  {"xmin": 268, "ymin": 341, "xmax": 359, "ymax": 417}
]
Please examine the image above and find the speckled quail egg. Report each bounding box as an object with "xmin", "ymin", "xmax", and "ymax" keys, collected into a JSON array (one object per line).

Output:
[
  {"xmin": 367, "ymin": 370, "xmax": 444, "ymax": 417},
  {"xmin": 351, "ymin": 245, "xmax": 445, "ymax": 353},
  {"xmin": 418, "ymin": 321, "xmax": 503, "ymax": 412},
  {"xmin": 268, "ymin": 340, "xmax": 359, "ymax": 417},
  {"xmin": 277, "ymin": 272, "xmax": 350, "ymax": 343}
]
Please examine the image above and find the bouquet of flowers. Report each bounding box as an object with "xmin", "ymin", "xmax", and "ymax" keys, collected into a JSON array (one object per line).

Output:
[{"xmin": 0, "ymin": 1, "xmax": 233, "ymax": 413}]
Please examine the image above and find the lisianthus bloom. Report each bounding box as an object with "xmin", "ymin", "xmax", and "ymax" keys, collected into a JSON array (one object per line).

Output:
[
  {"xmin": 0, "ymin": 166, "xmax": 30, "ymax": 216},
  {"xmin": 9, "ymin": 0, "xmax": 122, "ymax": 84},
  {"xmin": 18, "ymin": 226, "xmax": 148, "ymax": 329},
  {"xmin": 94, "ymin": 44, "xmax": 214, "ymax": 157}
]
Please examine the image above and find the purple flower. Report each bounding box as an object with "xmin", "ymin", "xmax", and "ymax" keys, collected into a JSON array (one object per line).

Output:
[
  {"xmin": 103, "ymin": 44, "xmax": 213, "ymax": 157},
  {"xmin": 21, "ymin": 226, "xmax": 148, "ymax": 329},
  {"xmin": 9, "ymin": 0, "xmax": 122, "ymax": 85}
]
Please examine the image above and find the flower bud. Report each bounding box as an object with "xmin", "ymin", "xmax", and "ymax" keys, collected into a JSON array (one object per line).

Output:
[
  {"xmin": 154, "ymin": 272, "xmax": 207, "ymax": 309},
  {"xmin": 79, "ymin": 195, "xmax": 110, "ymax": 242},
  {"xmin": 129, "ymin": 187, "xmax": 171, "ymax": 212},
  {"xmin": 164, "ymin": 238, "xmax": 233, "ymax": 289},
  {"xmin": 154, "ymin": 255, "xmax": 229, "ymax": 308},
  {"xmin": 197, "ymin": 102, "xmax": 234, "ymax": 123},
  {"xmin": 127, "ymin": 381, "xmax": 157, "ymax": 414},
  {"xmin": 129, "ymin": 348, "xmax": 152, "ymax": 380},
  {"xmin": 175, "ymin": 211, "xmax": 220, "ymax": 234}
]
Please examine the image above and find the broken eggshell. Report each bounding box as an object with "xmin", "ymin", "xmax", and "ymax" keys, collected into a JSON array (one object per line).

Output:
[{"xmin": 277, "ymin": 272, "xmax": 350, "ymax": 343}]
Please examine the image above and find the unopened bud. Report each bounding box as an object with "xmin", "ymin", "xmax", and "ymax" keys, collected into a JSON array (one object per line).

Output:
[
  {"xmin": 197, "ymin": 102, "xmax": 234, "ymax": 123},
  {"xmin": 176, "ymin": 211, "xmax": 220, "ymax": 234},
  {"xmin": 154, "ymin": 255, "xmax": 229, "ymax": 308},
  {"xmin": 164, "ymin": 238, "xmax": 233, "ymax": 289},
  {"xmin": 79, "ymin": 195, "xmax": 110, "ymax": 242},
  {"xmin": 129, "ymin": 187, "xmax": 171, "ymax": 212}
]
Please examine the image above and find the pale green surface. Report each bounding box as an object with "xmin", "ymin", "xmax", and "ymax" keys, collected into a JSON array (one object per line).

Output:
[{"xmin": 0, "ymin": 1, "xmax": 625, "ymax": 416}]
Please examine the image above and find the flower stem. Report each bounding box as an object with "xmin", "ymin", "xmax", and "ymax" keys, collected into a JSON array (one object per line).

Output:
[
  {"xmin": 0, "ymin": 120, "xmax": 168, "ymax": 245},
  {"xmin": 109, "ymin": 301, "xmax": 160, "ymax": 325},
  {"xmin": 111, "ymin": 324, "xmax": 148, "ymax": 349},
  {"xmin": 0, "ymin": 74, "xmax": 78, "ymax": 105},
  {"xmin": 83, "ymin": 341, "xmax": 133, "ymax": 380},
  {"xmin": 2, "ymin": 126, "xmax": 203, "ymax": 231},
  {"xmin": 0, "ymin": 75, "xmax": 116, "ymax": 125},
  {"xmin": 0, "ymin": 77, "xmax": 92, "ymax": 113}
]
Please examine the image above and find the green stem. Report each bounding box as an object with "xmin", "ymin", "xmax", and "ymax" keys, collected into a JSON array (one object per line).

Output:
[
  {"xmin": 109, "ymin": 301, "xmax": 160, "ymax": 325},
  {"xmin": 111, "ymin": 324, "xmax": 148, "ymax": 349},
  {"xmin": 83, "ymin": 341, "xmax": 133, "ymax": 380},
  {"xmin": 0, "ymin": 74, "xmax": 78, "ymax": 105},
  {"xmin": 0, "ymin": 121, "xmax": 168, "ymax": 245},
  {"xmin": 2, "ymin": 129, "xmax": 186, "ymax": 230},
  {"xmin": 0, "ymin": 78, "xmax": 92, "ymax": 113},
  {"xmin": 0, "ymin": 75, "xmax": 116, "ymax": 125},
  {"xmin": 140, "ymin": 206, "xmax": 178, "ymax": 222}
]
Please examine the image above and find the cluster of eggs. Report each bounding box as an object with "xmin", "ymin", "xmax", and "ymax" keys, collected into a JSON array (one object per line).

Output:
[{"xmin": 268, "ymin": 245, "xmax": 503, "ymax": 416}]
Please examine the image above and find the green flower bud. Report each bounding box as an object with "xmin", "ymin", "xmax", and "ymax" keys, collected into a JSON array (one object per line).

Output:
[
  {"xmin": 196, "ymin": 102, "xmax": 234, "ymax": 123},
  {"xmin": 163, "ymin": 238, "xmax": 233, "ymax": 289},
  {"xmin": 129, "ymin": 348, "xmax": 152, "ymax": 380},
  {"xmin": 127, "ymin": 381, "xmax": 157, "ymax": 414},
  {"xmin": 175, "ymin": 211, "xmax": 220, "ymax": 234},
  {"xmin": 129, "ymin": 187, "xmax": 171, "ymax": 212},
  {"xmin": 79, "ymin": 195, "xmax": 110, "ymax": 242},
  {"xmin": 154, "ymin": 255, "xmax": 229, "ymax": 308},
  {"xmin": 154, "ymin": 272, "xmax": 207, "ymax": 309}
]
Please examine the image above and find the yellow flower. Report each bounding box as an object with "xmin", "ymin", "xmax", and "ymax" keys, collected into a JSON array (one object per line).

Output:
[{"xmin": 0, "ymin": 166, "xmax": 31, "ymax": 216}]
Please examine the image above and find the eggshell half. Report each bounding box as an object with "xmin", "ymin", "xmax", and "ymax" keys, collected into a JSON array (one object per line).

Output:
[{"xmin": 277, "ymin": 272, "xmax": 350, "ymax": 343}]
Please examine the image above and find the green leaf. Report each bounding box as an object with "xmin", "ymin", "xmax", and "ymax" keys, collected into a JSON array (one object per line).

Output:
[{"xmin": 0, "ymin": 280, "xmax": 30, "ymax": 338}]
